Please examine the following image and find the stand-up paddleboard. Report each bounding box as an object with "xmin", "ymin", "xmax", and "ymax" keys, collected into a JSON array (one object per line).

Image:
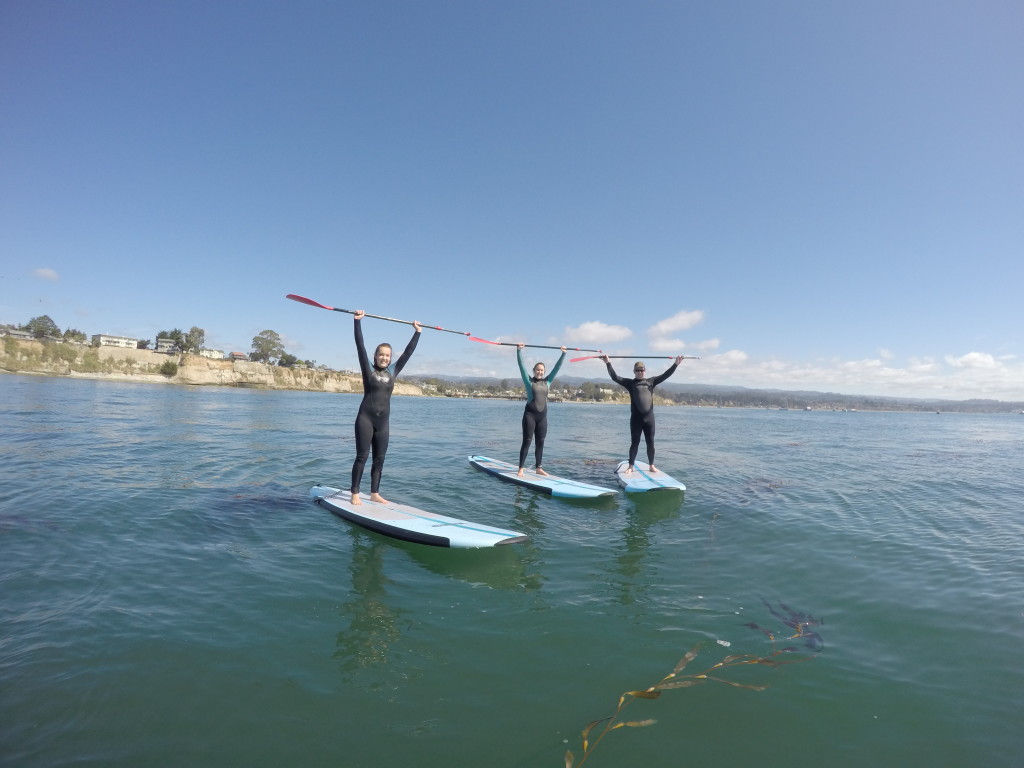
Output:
[
  {"xmin": 310, "ymin": 485, "xmax": 528, "ymax": 548},
  {"xmin": 614, "ymin": 461, "xmax": 686, "ymax": 494},
  {"xmin": 468, "ymin": 455, "xmax": 617, "ymax": 499}
]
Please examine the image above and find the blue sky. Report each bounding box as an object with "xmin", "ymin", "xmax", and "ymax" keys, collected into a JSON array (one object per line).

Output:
[{"xmin": 2, "ymin": 1, "xmax": 1022, "ymax": 401}]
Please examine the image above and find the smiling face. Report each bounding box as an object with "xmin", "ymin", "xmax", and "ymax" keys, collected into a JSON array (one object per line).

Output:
[
  {"xmin": 374, "ymin": 344, "xmax": 392, "ymax": 368},
  {"xmin": 533, "ymin": 363, "xmax": 545, "ymax": 379},
  {"xmin": 633, "ymin": 364, "xmax": 646, "ymax": 379}
]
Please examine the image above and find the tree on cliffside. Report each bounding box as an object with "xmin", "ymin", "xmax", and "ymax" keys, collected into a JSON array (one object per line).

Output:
[
  {"xmin": 25, "ymin": 315, "xmax": 60, "ymax": 339},
  {"xmin": 183, "ymin": 326, "xmax": 205, "ymax": 353},
  {"xmin": 156, "ymin": 329, "xmax": 185, "ymax": 350},
  {"xmin": 251, "ymin": 330, "xmax": 284, "ymax": 363},
  {"xmin": 277, "ymin": 352, "xmax": 299, "ymax": 368}
]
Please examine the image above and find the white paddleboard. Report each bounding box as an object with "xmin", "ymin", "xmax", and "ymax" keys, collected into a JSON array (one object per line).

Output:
[
  {"xmin": 468, "ymin": 455, "xmax": 617, "ymax": 499},
  {"xmin": 310, "ymin": 485, "xmax": 528, "ymax": 548},
  {"xmin": 614, "ymin": 461, "xmax": 686, "ymax": 494}
]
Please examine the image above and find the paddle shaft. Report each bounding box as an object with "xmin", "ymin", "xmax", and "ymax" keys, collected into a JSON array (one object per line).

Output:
[
  {"xmin": 468, "ymin": 337, "xmax": 602, "ymax": 353},
  {"xmin": 570, "ymin": 354, "xmax": 701, "ymax": 362},
  {"xmin": 286, "ymin": 294, "xmax": 471, "ymax": 336}
]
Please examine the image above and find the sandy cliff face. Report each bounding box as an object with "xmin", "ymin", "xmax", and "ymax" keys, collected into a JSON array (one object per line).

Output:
[
  {"xmin": 1, "ymin": 339, "xmax": 421, "ymax": 396},
  {"xmin": 176, "ymin": 355, "xmax": 366, "ymax": 393}
]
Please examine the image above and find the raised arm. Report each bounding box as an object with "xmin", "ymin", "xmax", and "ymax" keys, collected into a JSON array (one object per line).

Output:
[
  {"xmin": 353, "ymin": 312, "xmax": 371, "ymax": 376},
  {"xmin": 649, "ymin": 357, "xmax": 682, "ymax": 387},
  {"xmin": 392, "ymin": 321, "xmax": 422, "ymax": 376},
  {"xmin": 546, "ymin": 347, "xmax": 567, "ymax": 383},
  {"xmin": 602, "ymin": 354, "xmax": 629, "ymax": 387},
  {"xmin": 516, "ymin": 344, "xmax": 531, "ymax": 388}
]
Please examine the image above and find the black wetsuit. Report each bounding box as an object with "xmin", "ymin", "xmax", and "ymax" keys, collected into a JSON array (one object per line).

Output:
[
  {"xmin": 350, "ymin": 319, "xmax": 419, "ymax": 495},
  {"xmin": 606, "ymin": 360, "xmax": 679, "ymax": 467},
  {"xmin": 517, "ymin": 347, "xmax": 565, "ymax": 470}
]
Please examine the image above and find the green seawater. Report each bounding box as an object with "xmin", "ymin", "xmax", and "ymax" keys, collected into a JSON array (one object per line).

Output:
[{"xmin": 1, "ymin": 374, "xmax": 1022, "ymax": 767}]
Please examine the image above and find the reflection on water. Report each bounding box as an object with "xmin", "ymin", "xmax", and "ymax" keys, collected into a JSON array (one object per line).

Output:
[
  {"xmin": 614, "ymin": 491, "xmax": 684, "ymax": 606},
  {"xmin": 404, "ymin": 540, "xmax": 540, "ymax": 592},
  {"xmin": 334, "ymin": 535, "xmax": 404, "ymax": 680}
]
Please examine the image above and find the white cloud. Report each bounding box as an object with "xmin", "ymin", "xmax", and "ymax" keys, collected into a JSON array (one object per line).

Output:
[
  {"xmin": 714, "ymin": 349, "xmax": 749, "ymax": 364},
  {"xmin": 648, "ymin": 336, "xmax": 720, "ymax": 354},
  {"xmin": 33, "ymin": 268, "xmax": 59, "ymax": 281},
  {"xmin": 693, "ymin": 338, "xmax": 720, "ymax": 352},
  {"xmin": 647, "ymin": 309, "xmax": 704, "ymax": 337},
  {"xmin": 907, "ymin": 357, "xmax": 939, "ymax": 373},
  {"xmin": 665, "ymin": 348, "xmax": 1024, "ymax": 401},
  {"xmin": 650, "ymin": 337, "xmax": 687, "ymax": 353},
  {"xmin": 945, "ymin": 352, "xmax": 997, "ymax": 369},
  {"xmin": 564, "ymin": 321, "xmax": 633, "ymax": 345}
]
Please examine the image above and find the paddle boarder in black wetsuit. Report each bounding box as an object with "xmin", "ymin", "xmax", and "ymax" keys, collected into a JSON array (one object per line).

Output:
[
  {"xmin": 350, "ymin": 310, "xmax": 421, "ymax": 505},
  {"xmin": 516, "ymin": 343, "xmax": 567, "ymax": 477},
  {"xmin": 602, "ymin": 354, "xmax": 687, "ymax": 474}
]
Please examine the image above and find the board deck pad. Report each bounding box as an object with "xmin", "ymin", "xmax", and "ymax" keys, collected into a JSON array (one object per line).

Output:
[
  {"xmin": 468, "ymin": 455, "xmax": 618, "ymax": 499},
  {"xmin": 310, "ymin": 485, "xmax": 528, "ymax": 548},
  {"xmin": 614, "ymin": 461, "xmax": 686, "ymax": 493}
]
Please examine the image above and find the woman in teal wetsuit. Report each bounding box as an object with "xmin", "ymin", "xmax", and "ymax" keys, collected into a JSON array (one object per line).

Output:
[{"xmin": 516, "ymin": 343, "xmax": 567, "ymax": 477}]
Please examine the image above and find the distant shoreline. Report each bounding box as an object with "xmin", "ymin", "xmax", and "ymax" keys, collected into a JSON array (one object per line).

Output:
[
  {"xmin": 6, "ymin": 370, "xmax": 1023, "ymax": 416},
  {"xmin": 3, "ymin": 338, "xmax": 1022, "ymax": 412}
]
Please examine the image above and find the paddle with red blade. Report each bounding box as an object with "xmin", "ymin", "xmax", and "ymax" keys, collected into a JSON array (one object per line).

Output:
[
  {"xmin": 469, "ymin": 336, "xmax": 602, "ymax": 353},
  {"xmin": 570, "ymin": 354, "xmax": 701, "ymax": 362},
  {"xmin": 286, "ymin": 294, "xmax": 472, "ymax": 336}
]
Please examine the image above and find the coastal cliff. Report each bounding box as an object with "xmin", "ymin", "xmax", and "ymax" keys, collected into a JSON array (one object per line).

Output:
[{"xmin": 0, "ymin": 338, "xmax": 423, "ymax": 396}]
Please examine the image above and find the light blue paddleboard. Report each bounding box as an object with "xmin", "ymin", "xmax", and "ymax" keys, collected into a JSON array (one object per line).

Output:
[
  {"xmin": 614, "ymin": 461, "xmax": 686, "ymax": 494},
  {"xmin": 310, "ymin": 485, "xmax": 528, "ymax": 548},
  {"xmin": 468, "ymin": 455, "xmax": 617, "ymax": 499}
]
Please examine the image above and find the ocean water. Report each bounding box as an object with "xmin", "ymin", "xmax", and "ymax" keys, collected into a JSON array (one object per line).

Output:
[{"xmin": 1, "ymin": 374, "xmax": 1022, "ymax": 768}]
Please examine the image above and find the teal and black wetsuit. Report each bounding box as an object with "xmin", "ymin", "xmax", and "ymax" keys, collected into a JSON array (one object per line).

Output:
[
  {"xmin": 518, "ymin": 347, "xmax": 566, "ymax": 470},
  {"xmin": 606, "ymin": 360, "xmax": 679, "ymax": 467},
  {"xmin": 350, "ymin": 318, "xmax": 420, "ymax": 495}
]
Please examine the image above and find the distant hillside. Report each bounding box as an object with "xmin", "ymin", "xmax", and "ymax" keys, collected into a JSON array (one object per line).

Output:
[{"xmin": 409, "ymin": 373, "xmax": 1024, "ymax": 414}]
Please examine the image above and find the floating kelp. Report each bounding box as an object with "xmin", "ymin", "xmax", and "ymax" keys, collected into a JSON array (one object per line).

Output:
[
  {"xmin": 744, "ymin": 597, "xmax": 824, "ymax": 651},
  {"xmin": 565, "ymin": 603, "xmax": 825, "ymax": 766}
]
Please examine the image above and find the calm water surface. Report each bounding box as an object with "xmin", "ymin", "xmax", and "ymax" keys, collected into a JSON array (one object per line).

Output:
[{"xmin": 2, "ymin": 375, "xmax": 1022, "ymax": 767}]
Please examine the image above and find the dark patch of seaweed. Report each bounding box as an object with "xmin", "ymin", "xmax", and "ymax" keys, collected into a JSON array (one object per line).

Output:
[{"xmin": 565, "ymin": 602, "xmax": 824, "ymax": 766}]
